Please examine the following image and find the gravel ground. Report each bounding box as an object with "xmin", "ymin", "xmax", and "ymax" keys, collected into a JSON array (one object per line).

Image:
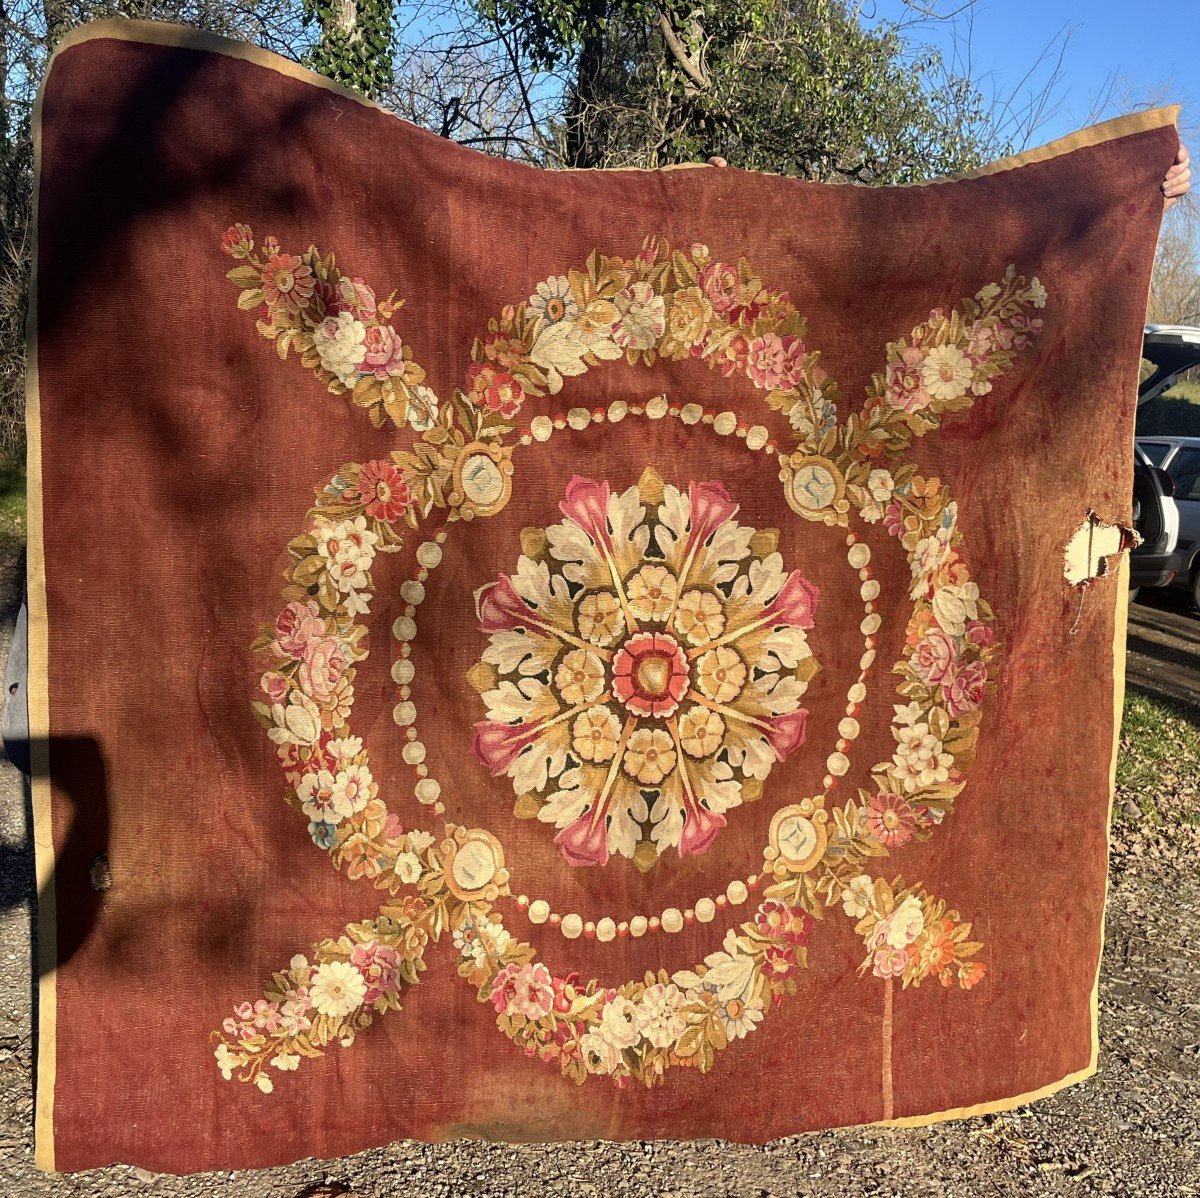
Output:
[{"xmin": 1, "ymin": 601, "xmax": 1197, "ymax": 1197}]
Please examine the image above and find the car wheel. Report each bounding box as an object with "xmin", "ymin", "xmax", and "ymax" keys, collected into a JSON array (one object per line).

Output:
[{"xmin": 1192, "ymin": 568, "xmax": 1200, "ymax": 613}]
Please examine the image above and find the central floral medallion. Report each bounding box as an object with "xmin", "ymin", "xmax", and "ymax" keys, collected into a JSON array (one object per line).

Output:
[{"xmin": 470, "ymin": 467, "xmax": 821, "ymax": 871}]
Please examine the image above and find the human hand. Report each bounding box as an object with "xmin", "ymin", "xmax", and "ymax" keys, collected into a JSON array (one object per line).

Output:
[{"xmin": 1164, "ymin": 144, "xmax": 1191, "ymax": 208}]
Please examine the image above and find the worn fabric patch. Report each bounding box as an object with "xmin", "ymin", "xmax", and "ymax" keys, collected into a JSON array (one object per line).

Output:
[{"xmin": 27, "ymin": 21, "xmax": 1176, "ymax": 1173}]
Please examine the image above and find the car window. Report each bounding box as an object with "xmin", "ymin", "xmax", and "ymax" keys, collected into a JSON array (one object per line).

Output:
[
  {"xmin": 1139, "ymin": 441, "xmax": 1172, "ymax": 466},
  {"xmin": 1167, "ymin": 447, "xmax": 1200, "ymax": 501}
]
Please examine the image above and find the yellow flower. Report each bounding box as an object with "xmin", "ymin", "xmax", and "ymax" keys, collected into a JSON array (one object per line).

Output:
[
  {"xmin": 673, "ymin": 590, "xmax": 725, "ymax": 645},
  {"xmin": 678, "ymin": 706, "xmax": 725, "ymax": 758},
  {"xmin": 572, "ymin": 706, "xmax": 621, "ymax": 763},
  {"xmin": 577, "ymin": 590, "xmax": 625, "ymax": 646},
  {"xmin": 554, "ymin": 648, "xmax": 606, "ymax": 704},
  {"xmin": 626, "ymin": 565, "xmax": 678, "ymax": 623},
  {"xmin": 696, "ymin": 646, "xmax": 747, "ymax": 704},
  {"xmin": 623, "ymin": 728, "xmax": 677, "ymax": 785},
  {"xmin": 666, "ymin": 286, "xmax": 713, "ymax": 348}
]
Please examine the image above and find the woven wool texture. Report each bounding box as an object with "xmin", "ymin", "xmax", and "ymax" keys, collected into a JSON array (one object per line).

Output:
[{"xmin": 27, "ymin": 21, "xmax": 1178, "ymax": 1173}]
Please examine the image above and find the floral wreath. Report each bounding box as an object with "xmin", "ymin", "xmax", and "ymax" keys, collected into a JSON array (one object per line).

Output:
[{"xmin": 212, "ymin": 224, "xmax": 1045, "ymax": 1112}]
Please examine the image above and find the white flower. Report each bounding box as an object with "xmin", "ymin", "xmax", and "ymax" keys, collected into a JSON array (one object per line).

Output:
[
  {"xmin": 330, "ymin": 764, "xmax": 373, "ymax": 815},
  {"xmin": 407, "ymin": 384, "xmax": 440, "ymax": 431},
  {"xmin": 841, "ymin": 874, "xmax": 875, "ymax": 919},
  {"xmin": 920, "ymin": 345, "xmax": 972, "ymax": 402},
  {"xmin": 931, "ymin": 581, "xmax": 980, "ymax": 636},
  {"xmin": 271, "ymin": 1053, "xmax": 300, "ymax": 1071},
  {"xmin": 881, "ymin": 895, "xmax": 925, "ymax": 948},
  {"xmin": 1028, "ymin": 277, "xmax": 1047, "ymax": 308},
  {"xmin": 268, "ymin": 692, "xmax": 322, "ymax": 746},
  {"xmin": 327, "ymin": 735, "xmax": 364, "ymax": 763},
  {"xmin": 298, "ymin": 769, "xmax": 342, "ymax": 823},
  {"xmin": 528, "ymin": 274, "xmax": 579, "ymax": 324},
  {"xmin": 718, "ymin": 996, "xmax": 764, "ymax": 1040},
  {"xmin": 394, "ymin": 852, "xmax": 422, "ymax": 884},
  {"xmin": 342, "ymin": 589, "xmax": 372, "ymax": 617},
  {"xmin": 635, "ymin": 983, "xmax": 688, "ymax": 1048},
  {"xmin": 892, "ymin": 723, "xmax": 953, "ymax": 792},
  {"xmin": 316, "ymin": 516, "xmax": 378, "ymax": 594},
  {"xmin": 598, "ymin": 995, "xmax": 641, "ymax": 1050},
  {"xmin": 612, "ymin": 281, "xmax": 665, "ymax": 351},
  {"xmin": 254, "ymin": 1073, "xmax": 274, "ymax": 1094},
  {"xmin": 867, "ymin": 469, "xmax": 895, "ymax": 503},
  {"xmin": 313, "ymin": 311, "xmax": 367, "ymax": 386},
  {"xmin": 892, "ymin": 701, "xmax": 925, "ymax": 728},
  {"xmin": 214, "ymin": 1042, "xmax": 238, "ymax": 1080},
  {"xmin": 407, "ymin": 829, "xmax": 435, "ymax": 853},
  {"xmin": 581, "ymin": 1030, "xmax": 623, "ymax": 1074},
  {"xmin": 910, "ymin": 535, "xmax": 950, "ymax": 591},
  {"xmin": 310, "ymin": 960, "xmax": 367, "ymax": 1018},
  {"xmin": 454, "ymin": 920, "xmax": 512, "ymax": 967}
]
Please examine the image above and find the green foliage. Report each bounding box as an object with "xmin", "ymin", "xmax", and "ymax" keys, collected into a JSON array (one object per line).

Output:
[
  {"xmin": 302, "ymin": 0, "xmax": 394, "ymax": 99},
  {"xmin": 479, "ymin": 0, "xmax": 1002, "ymax": 177},
  {"xmin": 1118, "ymin": 687, "xmax": 1200, "ymax": 826}
]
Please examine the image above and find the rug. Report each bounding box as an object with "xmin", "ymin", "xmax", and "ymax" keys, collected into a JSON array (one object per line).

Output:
[{"xmin": 26, "ymin": 20, "xmax": 1178, "ymax": 1173}]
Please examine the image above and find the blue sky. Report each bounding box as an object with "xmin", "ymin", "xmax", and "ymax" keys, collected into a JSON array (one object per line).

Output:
[{"xmin": 870, "ymin": 0, "xmax": 1197, "ymax": 147}]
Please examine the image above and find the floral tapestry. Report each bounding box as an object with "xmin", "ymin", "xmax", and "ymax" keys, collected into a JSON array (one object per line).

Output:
[{"xmin": 27, "ymin": 21, "xmax": 1178, "ymax": 1173}]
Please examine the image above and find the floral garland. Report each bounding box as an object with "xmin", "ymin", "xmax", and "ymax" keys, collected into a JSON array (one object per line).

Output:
[{"xmin": 212, "ymin": 228, "xmax": 1041, "ymax": 1091}]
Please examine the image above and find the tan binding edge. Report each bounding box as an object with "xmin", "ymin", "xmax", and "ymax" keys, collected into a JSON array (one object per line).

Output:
[
  {"xmin": 27, "ymin": 19, "xmax": 1167, "ymax": 1156},
  {"xmin": 47, "ymin": 20, "xmax": 1178, "ymax": 184},
  {"xmin": 28, "ymin": 36, "xmax": 54, "ymax": 1173}
]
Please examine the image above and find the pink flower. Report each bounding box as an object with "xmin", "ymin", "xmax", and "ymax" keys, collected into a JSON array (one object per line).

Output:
[
  {"xmin": 866, "ymin": 792, "xmax": 917, "ymax": 848},
  {"xmin": 298, "ymin": 637, "xmax": 348, "ymax": 705},
  {"xmin": 350, "ymin": 941, "xmax": 400, "ymax": 1004},
  {"xmin": 354, "ymin": 459, "xmax": 410, "ymax": 522},
  {"xmin": 911, "ymin": 627, "xmax": 958, "ymax": 685},
  {"xmin": 765, "ymin": 572, "xmax": 820, "ymax": 629},
  {"xmin": 472, "ymin": 720, "xmax": 542, "ymax": 774},
  {"xmin": 555, "ymin": 812, "xmax": 609, "ymax": 868},
  {"xmin": 490, "ymin": 962, "xmax": 555, "ymax": 1018},
  {"xmin": 678, "ymin": 802, "xmax": 725, "ymax": 857},
  {"xmin": 884, "ymin": 499, "xmax": 907, "ymax": 538},
  {"xmin": 259, "ymin": 251, "xmax": 315, "ymax": 312},
  {"xmin": 872, "ymin": 945, "xmax": 908, "ymax": 979},
  {"xmin": 764, "ymin": 709, "xmax": 808, "ymax": 761},
  {"xmin": 337, "ymin": 276, "xmax": 376, "ymax": 319},
  {"xmin": 475, "ymin": 574, "xmax": 536, "ymax": 632},
  {"xmin": 755, "ymin": 900, "xmax": 813, "ymax": 945},
  {"xmin": 360, "ymin": 325, "xmax": 406, "ymax": 379},
  {"xmin": 965, "ymin": 619, "xmax": 994, "ymax": 648},
  {"xmin": 466, "ymin": 363, "xmax": 524, "ymax": 417},
  {"xmin": 762, "ymin": 943, "xmax": 797, "ymax": 980},
  {"xmin": 274, "ymin": 600, "xmax": 325, "ymax": 658},
  {"xmin": 686, "ymin": 480, "xmax": 738, "ymax": 551},
  {"xmin": 560, "ymin": 476, "xmax": 612, "ymax": 547},
  {"xmin": 745, "ymin": 332, "xmax": 807, "ymax": 390},
  {"xmin": 697, "ymin": 261, "xmax": 739, "ymax": 314},
  {"xmin": 260, "ymin": 671, "xmax": 289, "ymax": 704},
  {"xmin": 220, "ymin": 223, "xmax": 252, "ymax": 258},
  {"xmin": 943, "ymin": 659, "xmax": 987, "ymax": 717},
  {"xmin": 611, "ymin": 633, "xmax": 689, "ymax": 719},
  {"xmin": 886, "ymin": 346, "xmax": 932, "ymax": 413}
]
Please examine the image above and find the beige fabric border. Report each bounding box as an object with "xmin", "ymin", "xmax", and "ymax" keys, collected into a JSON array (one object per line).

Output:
[
  {"xmin": 27, "ymin": 39, "xmax": 54, "ymax": 1171},
  {"xmin": 28, "ymin": 18, "xmax": 1165, "ymax": 1168}
]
